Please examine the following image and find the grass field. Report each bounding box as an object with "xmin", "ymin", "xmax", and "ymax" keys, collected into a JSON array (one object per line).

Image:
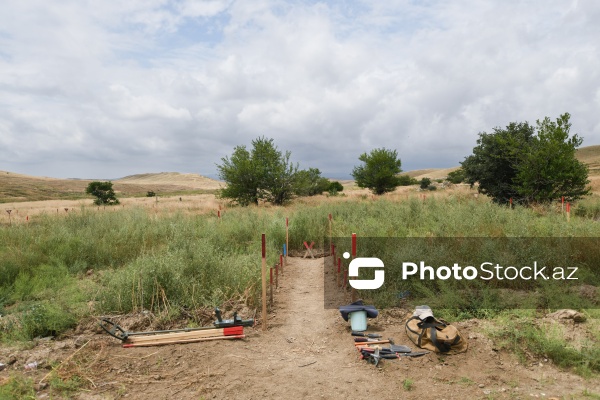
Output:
[{"xmin": 1, "ymin": 151, "xmax": 600, "ymax": 379}]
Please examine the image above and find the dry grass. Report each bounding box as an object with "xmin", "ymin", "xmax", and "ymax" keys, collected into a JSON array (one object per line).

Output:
[
  {"xmin": 0, "ymin": 171, "xmax": 221, "ymax": 204},
  {"xmin": 1, "ymin": 194, "xmax": 225, "ymax": 225},
  {"xmin": 576, "ymin": 145, "xmax": 600, "ymax": 176},
  {"xmin": 117, "ymin": 172, "xmax": 223, "ymax": 190},
  {"xmin": 403, "ymin": 167, "xmax": 461, "ymax": 180}
]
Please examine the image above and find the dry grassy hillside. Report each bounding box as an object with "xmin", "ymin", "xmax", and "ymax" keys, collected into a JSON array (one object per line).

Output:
[
  {"xmin": 576, "ymin": 144, "xmax": 600, "ymax": 175},
  {"xmin": 0, "ymin": 171, "xmax": 221, "ymax": 203},
  {"xmin": 117, "ymin": 172, "xmax": 222, "ymax": 190}
]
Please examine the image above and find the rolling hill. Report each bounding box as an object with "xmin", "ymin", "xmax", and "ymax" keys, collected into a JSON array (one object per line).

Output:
[{"xmin": 0, "ymin": 171, "xmax": 222, "ymax": 203}]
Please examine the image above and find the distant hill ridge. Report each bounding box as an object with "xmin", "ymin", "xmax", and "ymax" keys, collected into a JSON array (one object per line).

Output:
[{"xmin": 116, "ymin": 172, "xmax": 222, "ymax": 190}]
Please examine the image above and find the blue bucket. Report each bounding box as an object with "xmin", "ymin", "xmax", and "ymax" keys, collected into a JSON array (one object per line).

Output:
[{"xmin": 349, "ymin": 311, "xmax": 367, "ymax": 331}]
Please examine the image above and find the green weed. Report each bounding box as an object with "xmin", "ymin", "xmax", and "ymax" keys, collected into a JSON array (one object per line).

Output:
[{"xmin": 0, "ymin": 374, "xmax": 36, "ymax": 399}]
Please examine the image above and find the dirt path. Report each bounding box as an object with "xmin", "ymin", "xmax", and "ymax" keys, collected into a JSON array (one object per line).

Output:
[{"xmin": 2, "ymin": 256, "xmax": 599, "ymax": 399}]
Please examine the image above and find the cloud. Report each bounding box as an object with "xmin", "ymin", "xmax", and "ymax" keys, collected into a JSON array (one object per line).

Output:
[{"xmin": 0, "ymin": 0, "xmax": 599, "ymax": 179}]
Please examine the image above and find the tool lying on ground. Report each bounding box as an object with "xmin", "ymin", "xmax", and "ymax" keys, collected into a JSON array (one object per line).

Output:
[
  {"xmin": 354, "ymin": 337, "xmax": 390, "ymax": 343},
  {"xmin": 213, "ymin": 308, "xmax": 254, "ymax": 328},
  {"xmin": 351, "ymin": 332, "xmax": 382, "ymax": 338},
  {"xmin": 100, "ymin": 308, "xmax": 253, "ymax": 347},
  {"xmin": 359, "ymin": 347, "xmax": 429, "ymax": 358},
  {"xmin": 354, "ymin": 338, "xmax": 394, "ymax": 347}
]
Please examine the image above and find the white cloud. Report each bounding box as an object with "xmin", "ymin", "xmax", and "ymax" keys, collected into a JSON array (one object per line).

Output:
[{"xmin": 0, "ymin": 0, "xmax": 599, "ymax": 179}]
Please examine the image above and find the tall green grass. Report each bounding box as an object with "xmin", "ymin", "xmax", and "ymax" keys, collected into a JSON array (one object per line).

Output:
[{"xmin": 1, "ymin": 194, "xmax": 599, "ymax": 341}]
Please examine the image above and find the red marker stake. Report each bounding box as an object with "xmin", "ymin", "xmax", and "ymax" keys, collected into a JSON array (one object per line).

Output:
[
  {"xmin": 269, "ymin": 267, "xmax": 274, "ymax": 306},
  {"xmin": 337, "ymin": 257, "xmax": 341, "ymax": 288},
  {"xmin": 280, "ymin": 253, "xmax": 284, "ymax": 275},
  {"xmin": 261, "ymin": 234, "xmax": 267, "ymax": 331}
]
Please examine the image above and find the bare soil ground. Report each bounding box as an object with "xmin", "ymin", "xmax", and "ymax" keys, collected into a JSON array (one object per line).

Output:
[{"xmin": 1, "ymin": 257, "xmax": 598, "ymax": 399}]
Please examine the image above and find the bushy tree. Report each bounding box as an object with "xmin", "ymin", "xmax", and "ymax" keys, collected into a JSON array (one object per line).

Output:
[
  {"xmin": 217, "ymin": 137, "xmax": 298, "ymax": 206},
  {"xmin": 419, "ymin": 177, "xmax": 431, "ymax": 189},
  {"xmin": 294, "ymin": 168, "xmax": 330, "ymax": 196},
  {"xmin": 328, "ymin": 181, "xmax": 344, "ymax": 193},
  {"xmin": 461, "ymin": 113, "xmax": 589, "ymax": 205},
  {"xmin": 352, "ymin": 148, "xmax": 402, "ymax": 195},
  {"xmin": 397, "ymin": 175, "xmax": 418, "ymax": 186},
  {"xmin": 446, "ymin": 168, "xmax": 465, "ymax": 184},
  {"xmin": 85, "ymin": 181, "xmax": 119, "ymax": 205},
  {"xmin": 217, "ymin": 145, "xmax": 258, "ymax": 206}
]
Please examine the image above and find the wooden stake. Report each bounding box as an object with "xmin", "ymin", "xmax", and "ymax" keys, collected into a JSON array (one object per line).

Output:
[
  {"xmin": 280, "ymin": 253, "xmax": 284, "ymax": 276},
  {"xmin": 125, "ymin": 326, "xmax": 243, "ymax": 344},
  {"xmin": 567, "ymin": 202, "xmax": 571, "ymax": 222},
  {"xmin": 337, "ymin": 257, "xmax": 341, "ymax": 287},
  {"xmin": 123, "ymin": 335, "xmax": 245, "ymax": 348},
  {"xmin": 275, "ymin": 261, "xmax": 279, "ymax": 289},
  {"xmin": 261, "ymin": 233, "xmax": 267, "ymax": 331},
  {"xmin": 328, "ymin": 213, "xmax": 332, "ymax": 258},
  {"xmin": 269, "ymin": 267, "xmax": 274, "ymax": 307}
]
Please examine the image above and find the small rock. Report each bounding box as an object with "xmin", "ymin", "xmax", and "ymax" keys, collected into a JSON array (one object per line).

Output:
[
  {"xmin": 34, "ymin": 382, "xmax": 49, "ymax": 391},
  {"xmin": 478, "ymin": 384, "xmax": 485, "ymax": 388},
  {"xmin": 483, "ymin": 389, "xmax": 492, "ymax": 395}
]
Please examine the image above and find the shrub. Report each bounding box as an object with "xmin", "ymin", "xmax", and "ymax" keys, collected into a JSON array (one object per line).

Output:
[
  {"xmin": 397, "ymin": 175, "xmax": 418, "ymax": 186},
  {"xmin": 420, "ymin": 177, "xmax": 431, "ymax": 189},
  {"xmin": 447, "ymin": 168, "xmax": 465, "ymax": 184}
]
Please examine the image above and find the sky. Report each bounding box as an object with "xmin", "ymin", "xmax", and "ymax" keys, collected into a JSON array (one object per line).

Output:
[{"xmin": 1, "ymin": 0, "xmax": 599, "ymax": 180}]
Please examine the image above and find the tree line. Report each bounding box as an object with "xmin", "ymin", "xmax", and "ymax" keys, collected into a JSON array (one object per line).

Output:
[{"xmin": 86, "ymin": 112, "xmax": 590, "ymax": 207}]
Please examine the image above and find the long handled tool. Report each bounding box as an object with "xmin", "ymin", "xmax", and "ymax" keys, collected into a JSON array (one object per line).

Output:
[
  {"xmin": 123, "ymin": 326, "xmax": 244, "ymax": 345},
  {"xmin": 354, "ymin": 339, "xmax": 393, "ymax": 347},
  {"xmin": 99, "ymin": 308, "xmax": 253, "ymax": 346},
  {"xmin": 351, "ymin": 332, "xmax": 382, "ymax": 338},
  {"xmin": 123, "ymin": 334, "xmax": 246, "ymax": 348}
]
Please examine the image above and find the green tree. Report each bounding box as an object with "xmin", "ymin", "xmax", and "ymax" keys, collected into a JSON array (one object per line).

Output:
[
  {"xmin": 397, "ymin": 175, "xmax": 418, "ymax": 186},
  {"xmin": 327, "ymin": 181, "xmax": 344, "ymax": 193},
  {"xmin": 461, "ymin": 113, "xmax": 589, "ymax": 205},
  {"xmin": 515, "ymin": 114, "xmax": 590, "ymax": 203},
  {"xmin": 294, "ymin": 168, "xmax": 330, "ymax": 196},
  {"xmin": 352, "ymin": 148, "xmax": 402, "ymax": 195},
  {"xmin": 217, "ymin": 137, "xmax": 298, "ymax": 206},
  {"xmin": 446, "ymin": 168, "xmax": 465, "ymax": 184},
  {"xmin": 85, "ymin": 181, "xmax": 119, "ymax": 205}
]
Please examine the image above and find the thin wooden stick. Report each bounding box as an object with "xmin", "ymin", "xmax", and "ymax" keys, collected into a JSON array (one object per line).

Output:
[
  {"xmin": 39, "ymin": 340, "xmax": 91, "ymax": 384},
  {"xmin": 123, "ymin": 334, "xmax": 245, "ymax": 348}
]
